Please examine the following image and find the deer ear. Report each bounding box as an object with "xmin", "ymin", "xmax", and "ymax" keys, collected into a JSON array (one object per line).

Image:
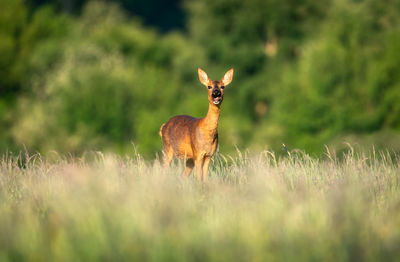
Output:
[
  {"xmin": 198, "ymin": 68, "xmax": 209, "ymax": 86},
  {"xmin": 222, "ymin": 68, "xmax": 234, "ymax": 86}
]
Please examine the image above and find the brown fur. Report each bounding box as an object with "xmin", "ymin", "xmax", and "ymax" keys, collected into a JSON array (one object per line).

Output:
[{"xmin": 160, "ymin": 68, "xmax": 234, "ymax": 181}]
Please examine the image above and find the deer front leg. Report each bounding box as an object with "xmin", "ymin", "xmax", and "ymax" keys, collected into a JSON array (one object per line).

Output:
[
  {"xmin": 194, "ymin": 157, "xmax": 204, "ymax": 181},
  {"xmin": 202, "ymin": 156, "xmax": 211, "ymax": 182}
]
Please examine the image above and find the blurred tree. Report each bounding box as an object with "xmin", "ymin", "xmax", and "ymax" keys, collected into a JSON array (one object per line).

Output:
[
  {"xmin": 0, "ymin": 0, "xmax": 27, "ymax": 94},
  {"xmin": 185, "ymin": 0, "xmax": 330, "ymax": 151},
  {"xmin": 26, "ymin": 0, "xmax": 185, "ymax": 32},
  {"xmin": 2, "ymin": 0, "xmax": 400, "ymax": 156},
  {"xmin": 271, "ymin": 0, "xmax": 400, "ymax": 153},
  {"xmin": 12, "ymin": 2, "xmax": 201, "ymax": 156},
  {"xmin": 0, "ymin": 0, "xmax": 27, "ymax": 149},
  {"xmin": 185, "ymin": 0, "xmax": 400, "ymax": 154}
]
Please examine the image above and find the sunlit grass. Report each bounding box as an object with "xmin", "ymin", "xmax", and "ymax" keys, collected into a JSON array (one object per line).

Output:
[{"xmin": 0, "ymin": 148, "xmax": 399, "ymax": 261}]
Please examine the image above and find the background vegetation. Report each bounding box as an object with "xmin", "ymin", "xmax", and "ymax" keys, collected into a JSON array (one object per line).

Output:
[{"xmin": 1, "ymin": 0, "xmax": 400, "ymax": 157}]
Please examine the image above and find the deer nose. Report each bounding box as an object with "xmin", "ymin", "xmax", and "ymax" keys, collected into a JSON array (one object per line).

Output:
[{"xmin": 212, "ymin": 89, "xmax": 221, "ymax": 97}]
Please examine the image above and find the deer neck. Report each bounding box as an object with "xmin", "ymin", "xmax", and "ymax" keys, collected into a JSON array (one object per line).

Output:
[{"xmin": 202, "ymin": 103, "xmax": 220, "ymax": 133}]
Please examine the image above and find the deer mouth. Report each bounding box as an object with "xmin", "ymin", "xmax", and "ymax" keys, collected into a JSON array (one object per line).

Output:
[{"xmin": 212, "ymin": 96, "xmax": 222, "ymax": 105}]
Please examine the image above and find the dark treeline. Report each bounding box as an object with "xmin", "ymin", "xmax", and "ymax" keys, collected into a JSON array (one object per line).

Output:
[
  {"xmin": 26, "ymin": 0, "xmax": 185, "ymax": 31},
  {"xmin": 1, "ymin": 0, "xmax": 400, "ymax": 157}
]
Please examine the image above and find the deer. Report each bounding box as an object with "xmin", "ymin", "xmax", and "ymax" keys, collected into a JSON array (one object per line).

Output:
[{"xmin": 159, "ymin": 68, "xmax": 234, "ymax": 182}]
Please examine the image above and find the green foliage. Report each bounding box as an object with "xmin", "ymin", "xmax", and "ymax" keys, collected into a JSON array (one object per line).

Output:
[
  {"xmin": 12, "ymin": 2, "xmax": 206, "ymax": 157},
  {"xmin": 0, "ymin": 0, "xmax": 27, "ymax": 90},
  {"xmin": 1, "ymin": 0, "xmax": 400, "ymax": 156},
  {"xmin": 185, "ymin": 0, "xmax": 400, "ymax": 155},
  {"xmin": 271, "ymin": 0, "xmax": 400, "ymax": 153}
]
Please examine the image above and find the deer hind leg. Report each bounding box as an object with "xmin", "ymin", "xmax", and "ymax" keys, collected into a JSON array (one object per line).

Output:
[
  {"xmin": 162, "ymin": 147, "xmax": 173, "ymax": 169},
  {"xmin": 185, "ymin": 159, "xmax": 194, "ymax": 177}
]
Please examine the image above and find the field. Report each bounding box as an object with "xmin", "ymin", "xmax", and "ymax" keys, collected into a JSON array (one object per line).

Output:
[{"xmin": 0, "ymin": 148, "xmax": 400, "ymax": 261}]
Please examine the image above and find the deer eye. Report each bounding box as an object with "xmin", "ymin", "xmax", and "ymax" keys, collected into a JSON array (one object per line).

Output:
[
  {"xmin": 208, "ymin": 86, "xmax": 212, "ymax": 89},
  {"xmin": 221, "ymin": 86, "xmax": 225, "ymax": 89}
]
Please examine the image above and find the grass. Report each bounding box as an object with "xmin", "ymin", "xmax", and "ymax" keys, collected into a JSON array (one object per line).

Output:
[{"xmin": 0, "ymin": 148, "xmax": 400, "ymax": 261}]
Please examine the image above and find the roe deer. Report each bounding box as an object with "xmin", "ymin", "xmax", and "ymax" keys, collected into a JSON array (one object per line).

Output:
[{"xmin": 159, "ymin": 68, "xmax": 234, "ymax": 181}]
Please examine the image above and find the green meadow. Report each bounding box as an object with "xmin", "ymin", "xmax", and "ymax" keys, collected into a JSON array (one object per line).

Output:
[{"xmin": 1, "ymin": 148, "xmax": 399, "ymax": 261}]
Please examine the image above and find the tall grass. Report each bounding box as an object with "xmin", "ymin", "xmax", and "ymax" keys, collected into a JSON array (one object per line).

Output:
[{"xmin": 0, "ymin": 149, "xmax": 399, "ymax": 261}]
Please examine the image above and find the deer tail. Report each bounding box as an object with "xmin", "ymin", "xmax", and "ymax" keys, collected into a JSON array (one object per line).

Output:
[{"xmin": 159, "ymin": 123, "xmax": 166, "ymax": 137}]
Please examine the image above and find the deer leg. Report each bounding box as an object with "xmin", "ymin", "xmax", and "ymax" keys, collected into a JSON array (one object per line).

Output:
[
  {"xmin": 202, "ymin": 157, "xmax": 211, "ymax": 182},
  {"xmin": 162, "ymin": 148, "xmax": 173, "ymax": 169},
  {"xmin": 185, "ymin": 159, "xmax": 194, "ymax": 177},
  {"xmin": 194, "ymin": 157, "xmax": 204, "ymax": 181}
]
